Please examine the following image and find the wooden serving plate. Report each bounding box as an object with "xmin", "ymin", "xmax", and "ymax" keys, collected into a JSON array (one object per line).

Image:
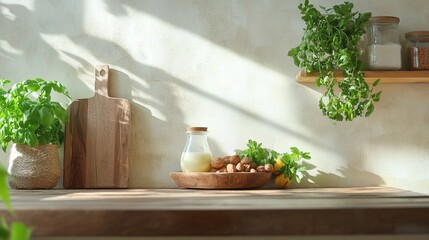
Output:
[{"xmin": 170, "ymin": 172, "xmax": 272, "ymax": 189}]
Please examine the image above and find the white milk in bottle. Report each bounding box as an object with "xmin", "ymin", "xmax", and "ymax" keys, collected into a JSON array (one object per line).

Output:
[{"xmin": 180, "ymin": 127, "xmax": 212, "ymax": 172}]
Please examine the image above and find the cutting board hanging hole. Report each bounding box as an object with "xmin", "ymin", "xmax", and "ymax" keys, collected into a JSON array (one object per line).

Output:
[{"xmin": 95, "ymin": 65, "xmax": 109, "ymax": 97}]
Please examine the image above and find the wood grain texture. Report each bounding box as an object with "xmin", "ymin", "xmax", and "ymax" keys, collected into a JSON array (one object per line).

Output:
[
  {"xmin": 170, "ymin": 172, "xmax": 272, "ymax": 189},
  {"xmin": 296, "ymin": 70, "xmax": 429, "ymax": 84},
  {"xmin": 64, "ymin": 65, "xmax": 130, "ymax": 188},
  {"xmin": 2, "ymin": 187, "xmax": 429, "ymax": 236}
]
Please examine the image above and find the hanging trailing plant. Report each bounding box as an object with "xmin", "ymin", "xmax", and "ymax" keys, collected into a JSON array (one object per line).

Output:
[{"xmin": 288, "ymin": 0, "xmax": 381, "ymax": 121}]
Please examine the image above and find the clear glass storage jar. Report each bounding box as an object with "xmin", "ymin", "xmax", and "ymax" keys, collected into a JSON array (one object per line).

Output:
[
  {"xmin": 366, "ymin": 16, "xmax": 402, "ymax": 70},
  {"xmin": 180, "ymin": 127, "xmax": 212, "ymax": 172},
  {"xmin": 405, "ymin": 31, "xmax": 429, "ymax": 70}
]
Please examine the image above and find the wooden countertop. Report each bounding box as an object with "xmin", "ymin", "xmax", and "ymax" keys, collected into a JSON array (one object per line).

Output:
[{"xmin": 2, "ymin": 187, "xmax": 429, "ymax": 237}]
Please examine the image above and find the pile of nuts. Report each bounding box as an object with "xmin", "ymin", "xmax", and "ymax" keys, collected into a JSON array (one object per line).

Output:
[{"xmin": 211, "ymin": 155, "xmax": 273, "ymax": 173}]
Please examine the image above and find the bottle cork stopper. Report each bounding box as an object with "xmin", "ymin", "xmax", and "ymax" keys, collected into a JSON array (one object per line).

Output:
[
  {"xmin": 369, "ymin": 16, "xmax": 400, "ymax": 23},
  {"xmin": 187, "ymin": 127, "xmax": 208, "ymax": 132},
  {"xmin": 405, "ymin": 31, "xmax": 429, "ymax": 40}
]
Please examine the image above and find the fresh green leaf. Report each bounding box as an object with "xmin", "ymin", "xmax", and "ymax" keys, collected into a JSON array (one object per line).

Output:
[
  {"xmin": 290, "ymin": 147, "xmax": 300, "ymax": 155},
  {"xmin": 0, "ymin": 218, "xmax": 10, "ymax": 239},
  {"xmin": 52, "ymin": 103, "xmax": 68, "ymax": 123},
  {"xmin": 38, "ymin": 107, "xmax": 54, "ymax": 126},
  {"xmin": 25, "ymin": 132, "xmax": 38, "ymax": 146},
  {"xmin": 365, "ymin": 101, "xmax": 374, "ymax": 117},
  {"xmin": 373, "ymin": 79, "xmax": 380, "ymax": 87},
  {"xmin": 302, "ymin": 152, "xmax": 311, "ymax": 160},
  {"xmin": 23, "ymin": 80, "xmax": 40, "ymax": 92},
  {"xmin": 52, "ymin": 82, "xmax": 71, "ymax": 99},
  {"xmin": 0, "ymin": 166, "xmax": 12, "ymax": 214},
  {"xmin": 0, "ymin": 79, "xmax": 11, "ymax": 87},
  {"xmin": 10, "ymin": 222, "xmax": 31, "ymax": 240},
  {"xmin": 372, "ymin": 91, "xmax": 382, "ymax": 102}
]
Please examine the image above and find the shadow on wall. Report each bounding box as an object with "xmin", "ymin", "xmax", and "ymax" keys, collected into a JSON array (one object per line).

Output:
[
  {"xmin": 57, "ymin": 36, "xmax": 192, "ymax": 187},
  {"xmin": 101, "ymin": 0, "xmax": 429, "ymax": 191},
  {"xmin": 97, "ymin": 0, "xmax": 373, "ymax": 187},
  {"xmin": 0, "ymin": 2, "xmax": 90, "ymax": 87},
  {"xmin": 296, "ymin": 162, "xmax": 385, "ymax": 188},
  {"xmin": 0, "ymin": 1, "xmax": 394, "ymax": 188},
  {"xmin": 102, "ymin": 0, "xmax": 298, "ymax": 76},
  {"xmin": 0, "ymin": 1, "xmax": 189, "ymax": 187},
  {"xmin": 0, "ymin": 0, "xmax": 321, "ymax": 188}
]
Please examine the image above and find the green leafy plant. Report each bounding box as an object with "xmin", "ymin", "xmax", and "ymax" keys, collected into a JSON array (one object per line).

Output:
[
  {"xmin": 288, "ymin": 0, "xmax": 381, "ymax": 121},
  {"xmin": 237, "ymin": 139, "xmax": 311, "ymax": 183},
  {"xmin": 0, "ymin": 165, "xmax": 32, "ymax": 240},
  {"xmin": 0, "ymin": 78, "xmax": 70, "ymax": 151},
  {"xmin": 276, "ymin": 147, "xmax": 311, "ymax": 183}
]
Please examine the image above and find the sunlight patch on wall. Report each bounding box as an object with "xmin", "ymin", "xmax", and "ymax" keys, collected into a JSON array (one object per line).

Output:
[
  {"xmin": 104, "ymin": 64, "xmax": 168, "ymax": 122},
  {"xmin": 132, "ymin": 11, "xmax": 297, "ymax": 125},
  {"xmin": 39, "ymin": 33, "xmax": 101, "ymax": 99},
  {"xmin": 0, "ymin": 5, "xmax": 16, "ymax": 21},
  {"xmin": 78, "ymin": 2, "xmax": 306, "ymax": 127},
  {"xmin": 138, "ymin": 12, "xmax": 287, "ymax": 83},
  {"xmin": 0, "ymin": 0, "xmax": 34, "ymax": 12},
  {"xmin": 0, "ymin": 40, "xmax": 23, "ymax": 56},
  {"xmin": 82, "ymin": 1, "xmax": 120, "ymax": 44},
  {"xmin": 105, "ymin": 8, "xmax": 329, "ymax": 156}
]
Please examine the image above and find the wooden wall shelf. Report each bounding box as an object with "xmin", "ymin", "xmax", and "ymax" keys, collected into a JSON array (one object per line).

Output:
[
  {"xmin": 2, "ymin": 187, "xmax": 429, "ymax": 237},
  {"xmin": 296, "ymin": 70, "xmax": 429, "ymax": 84}
]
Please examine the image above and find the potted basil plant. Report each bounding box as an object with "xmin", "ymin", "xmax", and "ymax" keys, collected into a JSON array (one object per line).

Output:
[{"xmin": 0, "ymin": 78, "xmax": 70, "ymax": 189}]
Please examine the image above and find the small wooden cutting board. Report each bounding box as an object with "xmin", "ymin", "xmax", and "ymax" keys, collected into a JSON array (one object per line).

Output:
[{"xmin": 64, "ymin": 65, "xmax": 130, "ymax": 188}]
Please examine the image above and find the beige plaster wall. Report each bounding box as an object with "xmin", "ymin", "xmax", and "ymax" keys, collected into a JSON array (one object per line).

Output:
[{"xmin": 1, "ymin": 0, "xmax": 429, "ymax": 193}]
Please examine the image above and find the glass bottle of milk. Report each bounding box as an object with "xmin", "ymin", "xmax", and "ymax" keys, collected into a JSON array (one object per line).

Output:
[
  {"xmin": 181, "ymin": 127, "xmax": 212, "ymax": 172},
  {"xmin": 366, "ymin": 16, "xmax": 402, "ymax": 70}
]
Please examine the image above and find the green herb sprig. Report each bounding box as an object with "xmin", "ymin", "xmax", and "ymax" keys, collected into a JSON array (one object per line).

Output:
[
  {"xmin": 237, "ymin": 139, "xmax": 311, "ymax": 182},
  {"xmin": 288, "ymin": 0, "xmax": 381, "ymax": 121},
  {"xmin": 238, "ymin": 140, "xmax": 278, "ymax": 166},
  {"xmin": 277, "ymin": 147, "xmax": 311, "ymax": 183}
]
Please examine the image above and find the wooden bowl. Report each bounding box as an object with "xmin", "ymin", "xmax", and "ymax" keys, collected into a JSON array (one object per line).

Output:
[{"xmin": 170, "ymin": 172, "xmax": 272, "ymax": 189}]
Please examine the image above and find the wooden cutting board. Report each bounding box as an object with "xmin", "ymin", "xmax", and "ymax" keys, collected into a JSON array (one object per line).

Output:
[{"xmin": 64, "ymin": 65, "xmax": 130, "ymax": 188}]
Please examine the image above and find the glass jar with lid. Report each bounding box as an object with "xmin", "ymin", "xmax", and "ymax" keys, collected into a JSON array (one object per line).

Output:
[
  {"xmin": 366, "ymin": 16, "xmax": 402, "ymax": 70},
  {"xmin": 405, "ymin": 31, "xmax": 429, "ymax": 70},
  {"xmin": 180, "ymin": 127, "xmax": 212, "ymax": 172}
]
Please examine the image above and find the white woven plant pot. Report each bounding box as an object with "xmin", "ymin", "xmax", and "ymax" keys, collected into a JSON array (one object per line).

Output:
[{"xmin": 8, "ymin": 144, "xmax": 61, "ymax": 189}]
